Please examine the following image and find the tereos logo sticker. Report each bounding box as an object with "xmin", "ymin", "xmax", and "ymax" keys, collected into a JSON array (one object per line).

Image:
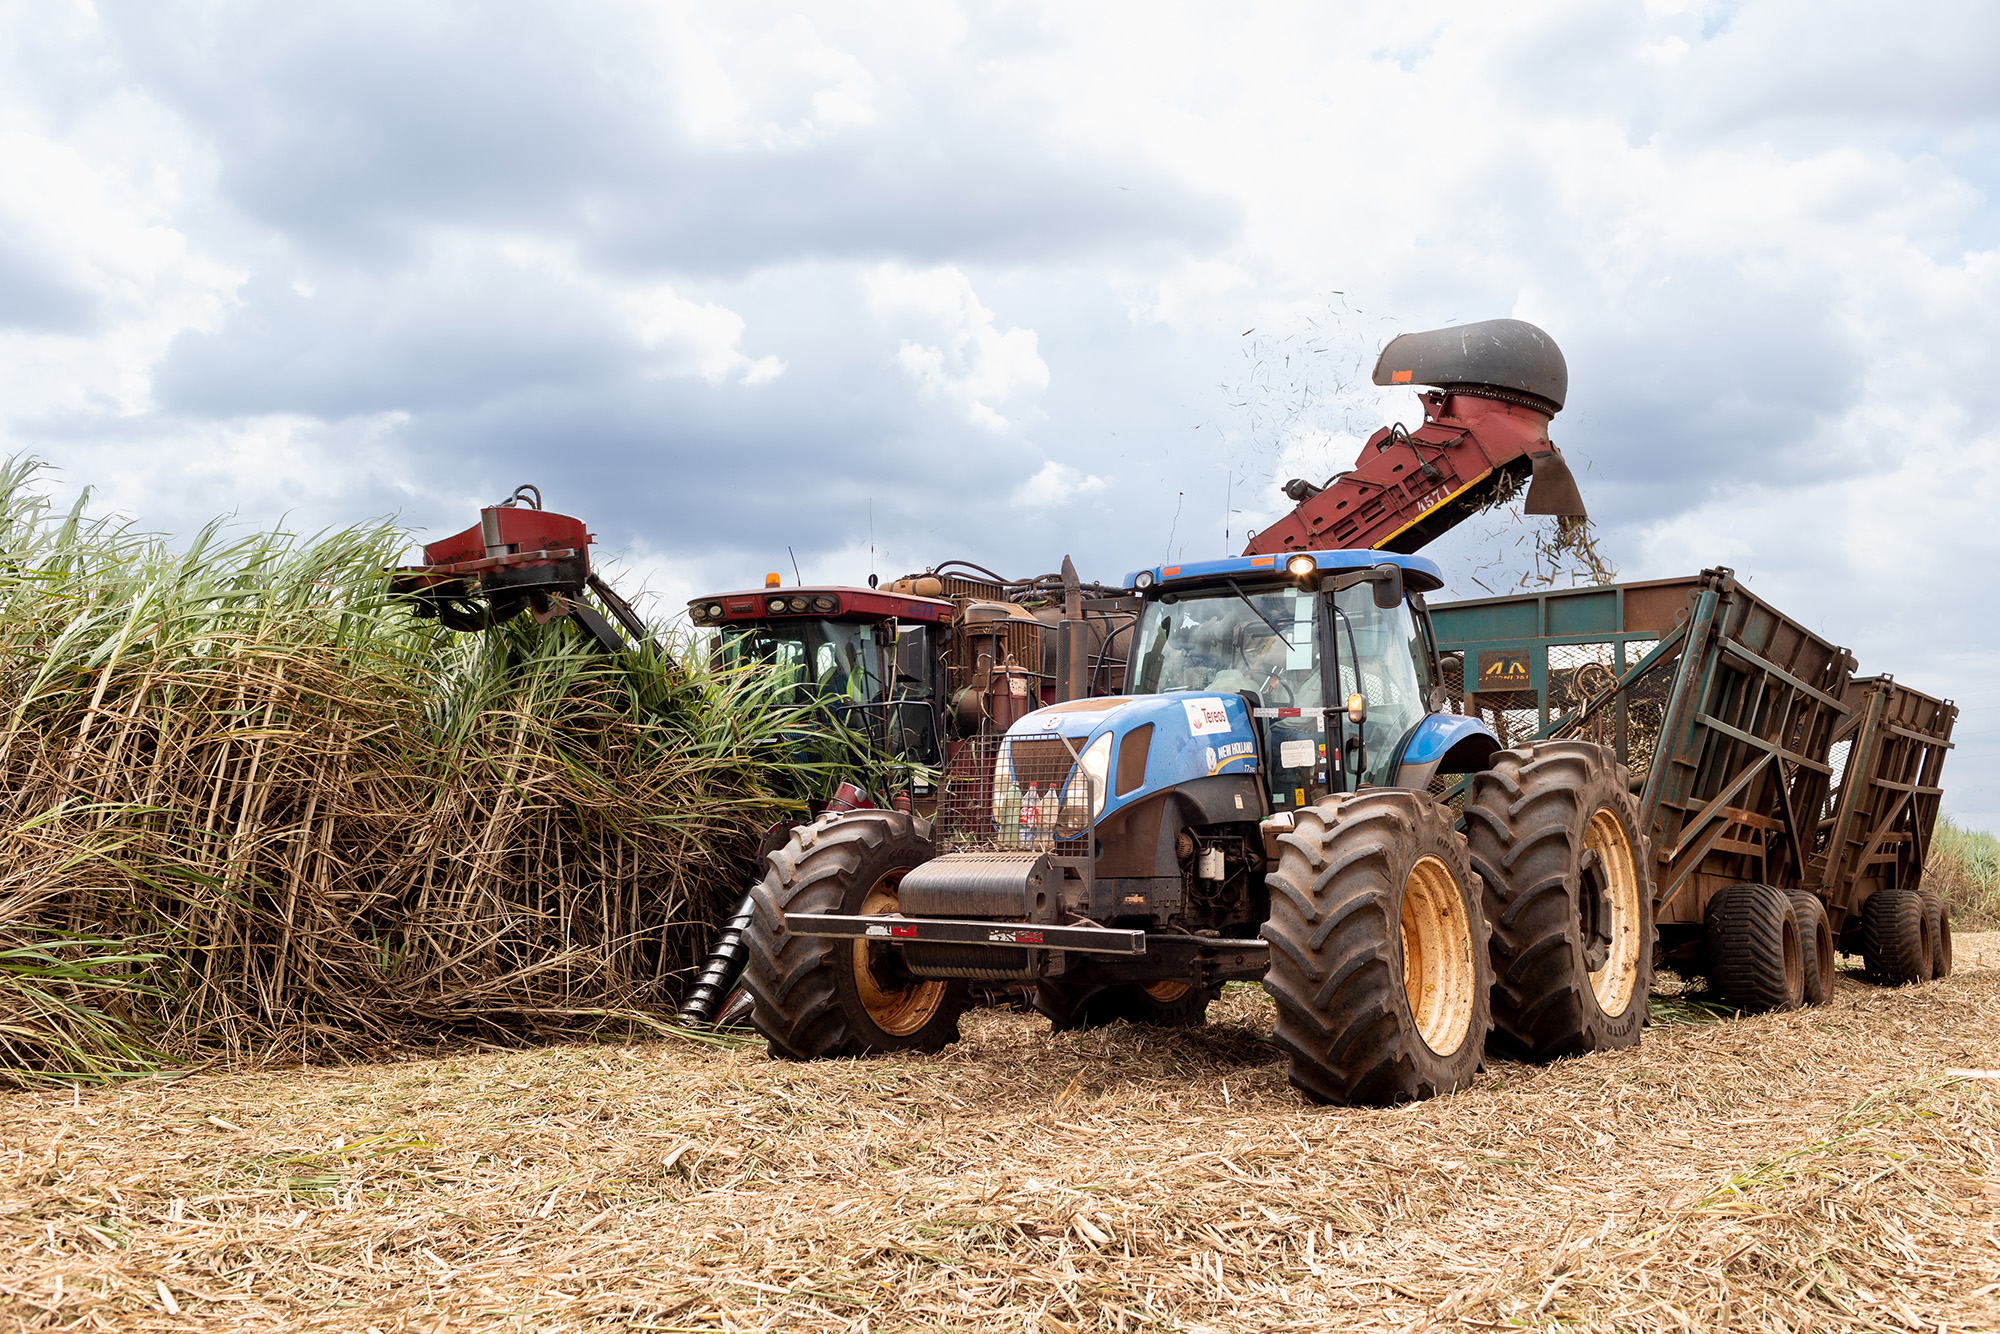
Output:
[
  {"xmin": 1182, "ymin": 697, "xmax": 1233, "ymax": 736},
  {"xmin": 1476, "ymin": 650, "xmax": 1531, "ymax": 694}
]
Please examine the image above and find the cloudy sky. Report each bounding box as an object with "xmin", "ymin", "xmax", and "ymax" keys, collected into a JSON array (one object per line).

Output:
[{"xmin": 4, "ymin": 0, "xmax": 1998, "ymax": 825}]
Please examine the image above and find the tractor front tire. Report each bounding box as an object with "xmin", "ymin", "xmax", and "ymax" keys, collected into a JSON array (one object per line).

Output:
[
  {"xmin": 1861, "ymin": 886, "xmax": 1929, "ymax": 985},
  {"xmin": 1464, "ymin": 740, "xmax": 1654, "ymax": 1059},
  {"xmin": 739, "ymin": 811, "xmax": 970, "ymax": 1059},
  {"xmin": 1706, "ymin": 883, "xmax": 1803, "ymax": 1012},
  {"xmin": 1035, "ymin": 979, "xmax": 1217, "ymax": 1032},
  {"xmin": 1787, "ymin": 890, "xmax": 1835, "ymax": 1006},
  {"xmin": 1261, "ymin": 791, "xmax": 1491, "ymax": 1106}
]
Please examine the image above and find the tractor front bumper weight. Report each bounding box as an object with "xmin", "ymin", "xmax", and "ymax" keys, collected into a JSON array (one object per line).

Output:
[{"xmin": 783, "ymin": 914, "xmax": 1147, "ymax": 956}]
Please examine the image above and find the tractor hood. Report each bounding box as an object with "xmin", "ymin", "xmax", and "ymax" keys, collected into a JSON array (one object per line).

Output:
[{"xmin": 1005, "ymin": 691, "xmax": 1259, "ymax": 822}]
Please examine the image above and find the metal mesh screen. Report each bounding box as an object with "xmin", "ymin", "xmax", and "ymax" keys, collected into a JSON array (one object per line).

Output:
[
  {"xmin": 1547, "ymin": 642, "xmax": 1618, "ymax": 743},
  {"xmin": 1621, "ymin": 647, "xmax": 1679, "ymax": 785},
  {"xmin": 1821, "ymin": 738, "xmax": 1853, "ymax": 819},
  {"xmin": 936, "ymin": 733, "xmax": 1091, "ymax": 850}
]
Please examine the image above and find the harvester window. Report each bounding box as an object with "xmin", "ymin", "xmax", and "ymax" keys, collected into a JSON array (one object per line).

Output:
[{"xmin": 716, "ymin": 619, "xmax": 884, "ymax": 706}]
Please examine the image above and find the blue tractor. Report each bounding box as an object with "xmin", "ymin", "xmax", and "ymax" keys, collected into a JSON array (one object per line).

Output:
[{"xmin": 739, "ymin": 548, "xmax": 1653, "ymax": 1105}]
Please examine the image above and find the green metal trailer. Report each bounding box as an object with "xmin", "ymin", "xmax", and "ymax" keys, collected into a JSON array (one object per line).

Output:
[{"xmin": 1429, "ymin": 567, "xmax": 1958, "ymax": 1006}]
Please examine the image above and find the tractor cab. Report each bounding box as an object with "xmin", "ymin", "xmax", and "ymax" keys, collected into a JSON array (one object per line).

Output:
[
  {"xmin": 1123, "ymin": 550, "xmax": 1493, "ymax": 806},
  {"xmin": 687, "ymin": 581, "xmax": 957, "ymax": 774}
]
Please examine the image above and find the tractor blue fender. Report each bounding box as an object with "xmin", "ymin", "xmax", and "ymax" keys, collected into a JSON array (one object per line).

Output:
[{"xmin": 1390, "ymin": 712, "xmax": 1501, "ymax": 794}]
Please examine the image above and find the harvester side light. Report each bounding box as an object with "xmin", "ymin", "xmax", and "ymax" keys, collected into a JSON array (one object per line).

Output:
[
  {"xmin": 706, "ymin": 603, "xmax": 723, "ymax": 619},
  {"xmin": 765, "ymin": 572, "xmax": 781, "ymax": 588},
  {"xmin": 1134, "ymin": 571, "xmax": 1155, "ymax": 590},
  {"xmin": 766, "ymin": 597, "xmax": 787, "ymax": 613},
  {"xmin": 1285, "ymin": 554, "xmax": 1317, "ymax": 577},
  {"xmin": 813, "ymin": 594, "xmax": 838, "ymax": 612},
  {"xmin": 686, "ymin": 602, "xmax": 705, "ymax": 621},
  {"xmin": 788, "ymin": 595, "xmax": 810, "ymax": 612},
  {"xmin": 1346, "ymin": 692, "xmax": 1367, "ymax": 724}
]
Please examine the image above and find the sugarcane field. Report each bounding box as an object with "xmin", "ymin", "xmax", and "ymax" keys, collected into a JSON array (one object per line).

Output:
[{"xmin": 5, "ymin": 6, "xmax": 2000, "ymax": 1333}]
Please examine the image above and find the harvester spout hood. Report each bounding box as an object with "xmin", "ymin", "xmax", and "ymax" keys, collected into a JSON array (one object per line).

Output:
[{"xmin": 1371, "ymin": 317, "xmax": 1585, "ymax": 521}]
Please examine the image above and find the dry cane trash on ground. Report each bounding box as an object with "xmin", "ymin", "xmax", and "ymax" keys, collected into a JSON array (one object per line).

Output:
[{"xmin": 3, "ymin": 939, "xmax": 1997, "ymax": 1333}]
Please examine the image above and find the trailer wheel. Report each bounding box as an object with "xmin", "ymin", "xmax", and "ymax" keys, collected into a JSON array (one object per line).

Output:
[
  {"xmin": 1787, "ymin": 891, "xmax": 1835, "ymax": 1006},
  {"xmin": 739, "ymin": 811, "xmax": 970, "ymax": 1059},
  {"xmin": 1706, "ymin": 883, "xmax": 1802, "ymax": 1011},
  {"xmin": 1464, "ymin": 740, "xmax": 1653, "ymax": 1059},
  {"xmin": 1260, "ymin": 791, "xmax": 1491, "ymax": 1106},
  {"xmin": 1861, "ymin": 886, "xmax": 1929, "ymax": 985},
  {"xmin": 1035, "ymin": 979, "xmax": 1216, "ymax": 1032},
  {"xmin": 1921, "ymin": 892, "xmax": 1952, "ymax": 979}
]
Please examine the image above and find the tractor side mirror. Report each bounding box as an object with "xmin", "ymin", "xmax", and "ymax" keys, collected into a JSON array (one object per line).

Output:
[{"xmin": 1370, "ymin": 562, "xmax": 1404, "ymax": 610}]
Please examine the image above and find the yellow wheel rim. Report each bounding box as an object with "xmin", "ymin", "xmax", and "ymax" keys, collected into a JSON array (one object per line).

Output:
[
  {"xmin": 1584, "ymin": 809, "xmax": 1642, "ymax": 1015},
  {"xmin": 1400, "ymin": 855, "xmax": 1477, "ymax": 1056},
  {"xmin": 1141, "ymin": 980, "xmax": 1190, "ymax": 1003},
  {"xmin": 851, "ymin": 872, "xmax": 947, "ymax": 1037}
]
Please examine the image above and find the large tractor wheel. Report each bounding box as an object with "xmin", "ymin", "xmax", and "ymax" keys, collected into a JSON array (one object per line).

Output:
[
  {"xmin": 1787, "ymin": 890, "xmax": 1835, "ymax": 1006},
  {"xmin": 1861, "ymin": 886, "xmax": 1929, "ymax": 985},
  {"xmin": 739, "ymin": 811, "xmax": 970, "ymax": 1059},
  {"xmin": 1921, "ymin": 892, "xmax": 1952, "ymax": 979},
  {"xmin": 1261, "ymin": 790, "xmax": 1490, "ymax": 1106},
  {"xmin": 1463, "ymin": 740, "xmax": 1653, "ymax": 1059},
  {"xmin": 1706, "ymin": 883, "xmax": 1803, "ymax": 1011},
  {"xmin": 1035, "ymin": 979, "xmax": 1217, "ymax": 1032}
]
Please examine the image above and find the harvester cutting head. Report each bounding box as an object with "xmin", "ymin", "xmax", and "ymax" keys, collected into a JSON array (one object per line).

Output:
[{"xmin": 390, "ymin": 485, "xmax": 655, "ymax": 654}]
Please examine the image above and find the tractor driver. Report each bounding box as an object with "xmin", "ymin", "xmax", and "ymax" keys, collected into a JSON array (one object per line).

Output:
[{"xmin": 1208, "ymin": 622, "xmax": 1321, "ymax": 708}]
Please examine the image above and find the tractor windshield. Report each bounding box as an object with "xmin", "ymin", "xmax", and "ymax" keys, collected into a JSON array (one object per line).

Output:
[
  {"xmin": 1130, "ymin": 581, "xmax": 1433, "ymax": 799},
  {"xmin": 714, "ymin": 620, "xmax": 884, "ymax": 707}
]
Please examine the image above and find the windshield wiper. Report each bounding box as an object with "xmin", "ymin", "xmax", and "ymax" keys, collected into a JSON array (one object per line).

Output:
[{"xmin": 1226, "ymin": 579, "xmax": 1294, "ymax": 647}]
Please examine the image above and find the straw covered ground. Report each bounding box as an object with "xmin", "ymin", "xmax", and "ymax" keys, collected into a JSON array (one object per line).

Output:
[{"xmin": 4, "ymin": 939, "xmax": 1995, "ymax": 1333}]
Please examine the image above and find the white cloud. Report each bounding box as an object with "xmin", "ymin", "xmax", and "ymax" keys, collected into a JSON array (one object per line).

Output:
[
  {"xmin": 1012, "ymin": 460, "xmax": 1109, "ymax": 508},
  {"xmin": 868, "ymin": 264, "xmax": 1049, "ymax": 432}
]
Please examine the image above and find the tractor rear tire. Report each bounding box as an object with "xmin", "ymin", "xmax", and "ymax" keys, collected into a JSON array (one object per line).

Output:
[
  {"xmin": 1787, "ymin": 891, "xmax": 1835, "ymax": 1006},
  {"xmin": 1922, "ymin": 892, "xmax": 1952, "ymax": 979},
  {"xmin": 1861, "ymin": 886, "xmax": 1929, "ymax": 985},
  {"xmin": 1706, "ymin": 883, "xmax": 1802, "ymax": 1012},
  {"xmin": 739, "ymin": 811, "xmax": 971, "ymax": 1059},
  {"xmin": 1035, "ymin": 980, "xmax": 1216, "ymax": 1032},
  {"xmin": 1260, "ymin": 791, "xmax": 1490, "ymax": 1106},
  {"xmin": 1463, "ymin": 740, "xmax": 1653, "ymax": 1060}
]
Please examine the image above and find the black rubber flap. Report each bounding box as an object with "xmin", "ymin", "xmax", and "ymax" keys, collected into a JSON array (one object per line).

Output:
[{"xmin": 1372, "ymin": 318, "xmax": 1568, "ymax": 411}]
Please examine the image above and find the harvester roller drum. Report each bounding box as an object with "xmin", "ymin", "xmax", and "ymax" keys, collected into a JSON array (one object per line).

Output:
[
  {"xmin": 1260, "ymin": 790, "xmax": 1491, "ymax": 1106},
  {"xmin": 1861, "ymin": 886, "xmax": 1930, "ymax": 986},
  {"xmin": 1705, "ymin": 883, "xmax": 1803, "ymax": 1013},
  {"xmin": 1787, "ymin": 890, "xmax": 1835, "ymax": 1006},
  {"xmin": 1464, "ymin": 740, "xmax": 1653, "ymax": 1059},
  {"xmin": 738, "ymin": 811, "xmax": 970, "ymax": 1059},
  {"xmin": 676, "ymin": 890, "xmax": 756, "ymax": 1026},
  {"xmin": 1921, "ymin": 892, "xmax": 1952, "ymax": 979}
]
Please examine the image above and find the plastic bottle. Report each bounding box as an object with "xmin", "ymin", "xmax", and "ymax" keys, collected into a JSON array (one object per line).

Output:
[
  {"xmin": 1038, "ymin": 785, "xmax": 1059, "ymax": 835},
  {"xmin": 1000, "ymin": 780, "xmax": 1023, "ymax": 844},
  {"xmin": 1020, "ymin": 784, "xmax": 1041, "ymax": 843}
]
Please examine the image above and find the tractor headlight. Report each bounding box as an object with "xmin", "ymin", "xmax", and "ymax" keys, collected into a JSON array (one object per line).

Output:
[
  {"xmin": 1076, "ymin": 732, "xmax": 1113, "ymax": 820},
  {"xmin": 1133, "ymin": 570, "xmax": 1155, "ymax": 590},
  {"xmin": 1286, "ymin": 554, "xmax": 1317, "ymax": 577}
]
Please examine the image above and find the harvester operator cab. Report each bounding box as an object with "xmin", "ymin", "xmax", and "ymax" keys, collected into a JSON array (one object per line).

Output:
[{"xmin": 686, "ymin": 584, "xmax": 957, "ymax": 773}]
